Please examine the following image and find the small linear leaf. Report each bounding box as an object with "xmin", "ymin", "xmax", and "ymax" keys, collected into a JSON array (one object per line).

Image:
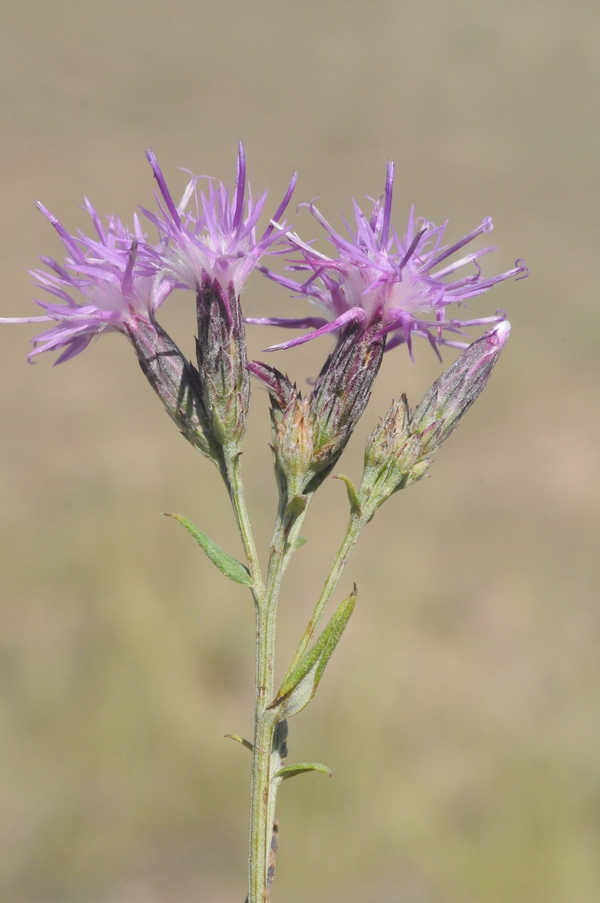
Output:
[
  {"xmin": 335, "ymin": 474, "xmax": 362, "ymax": 515},
  {"xmin": 224, "ymin": 733, "xmax": 254, "ymax": 752},
  {"xmin": 165, "ymin": 513, "xmax": 253, "ymax": 586},
  {"xmin": 269, "ymin": 587, "xmax": 357, "ymax": 717},
  {"xmin": 294, "ymin": 536, "xmax": 308, "ymax": 549},
  {"xmin": 275, "ymin": 762, "xmax": 332, "ymax": 781}
]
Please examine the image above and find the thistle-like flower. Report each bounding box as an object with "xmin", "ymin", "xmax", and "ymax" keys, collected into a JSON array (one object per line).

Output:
[
  {"xmin": 143, "ymin": 143, "xmax": 297, "ymax": 298},
  {"xmin": 0, "ymin": 200, "xmax": 171, "ymax": 363},
  {"xmin": 143, "ymin": 145, "xmax": 297, "ymax": 451},
  {"xmin": 0, "ymin": 198, "xmax": 221, "ymax": 462},
  {"xmin": 251, "ymin": 161, "xmax": 527, "ymax": 358}
]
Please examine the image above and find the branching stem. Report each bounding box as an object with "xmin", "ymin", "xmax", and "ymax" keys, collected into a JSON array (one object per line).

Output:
[
  {"xmin": 225, "ymin": 449, "xmax": 364, "ymax": 903},
  {"xmin": 225, "ymin": 453, "xmax": 313, "ymax": 903},
  {"xmin": 285, "ymin": 510, "xmax": 368, "ymax": 680}
]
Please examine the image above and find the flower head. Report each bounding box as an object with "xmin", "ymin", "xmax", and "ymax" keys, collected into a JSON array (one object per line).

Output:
[
  {"xmin": 143, "ymin": 143, "xmax": 297, "ymax": 299},
  {"xmin": 0, "ymin": 199, "xmax": 171, "ymax": 364},
  {"xmin": 252, "ymin": 161, "xmax": 527, "ymax": 358}
]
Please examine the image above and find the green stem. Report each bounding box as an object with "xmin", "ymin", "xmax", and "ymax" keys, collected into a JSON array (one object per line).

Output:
[
  {"xmin": 286, "ymin": 509, "xmax": 368, "ymax": 678},
  {"xmin": 224, "ymin": 449, "xmax": 368, "ymax": 900},
  {"xmin": 266, "ymin": 492, "xmax": 312, "ymax": 612},
  {"xmin": 247, "ymin": 501, "xmax": 368, "ymax": 903},
  {"xmin": 248, "ymin": 626, "xmax": 279, "ymax": 903},
  {"xmin": 248, "ymin": 489, "xmax": 316, "ymax": 902},
  {"xmin": 224, "ymin": 448, "xmax": 264, "ymax": 597},
  {"xmin": 223, "ymin": 448, "xmax": 272, "ymax": 903},
  {"xmin": 225, "ymin": 454, "xmax": 310, "ymax": 902},
  {"xmin": 246, "ymin": 493, "xmax": 312, "ymax": 902}
]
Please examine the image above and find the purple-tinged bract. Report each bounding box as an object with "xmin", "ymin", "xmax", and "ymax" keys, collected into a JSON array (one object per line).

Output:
[
  {"xmin": 143, "ymin": 144, "xmax": 297, "ymax": 300},
  {"xmin": 0, "ymin": 200, "xmax": 172, "ymax": 364},
  {"xmin": 252, "ymin": 161, "xmax": 527, "ymax": 358},
  {"xmin": 249, "ymin": 317, "xmax": 385, "ymax": 497},
  {"xmin": 358, "ymin": 320, "xmax": 513, "ymax": 513}
]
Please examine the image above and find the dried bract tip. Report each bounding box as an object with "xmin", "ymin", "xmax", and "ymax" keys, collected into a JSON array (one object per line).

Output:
[{"xmin": 247, "ymin": 360, "xmax": 297, "ymax": 411}]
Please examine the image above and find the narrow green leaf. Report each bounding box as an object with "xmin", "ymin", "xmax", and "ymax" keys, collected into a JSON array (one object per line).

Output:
[
  {"xmin": 275, "ymin": 762, "xmax": 332, "ymax": 781},
  {"xmin": 335, "ymin": 474, "xmax": 362, "ymax": 515},
  {"xmin": 224, "ymin": 733, "xmax": 254, "ymax": 752},
  {"xmin": 269, "ymin": 587, "xmax": 357, "ymax": 717},
  {"xmin": 164, "ymin": 513, "xmax": 253, "ymax": 586},
  {"xmin": 294, "ymin": 536, "xmax": 308, "ymax": 550}
]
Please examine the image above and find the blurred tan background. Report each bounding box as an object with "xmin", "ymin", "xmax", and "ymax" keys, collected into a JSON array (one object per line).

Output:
[{"xmin": 1, "ymin": 1, "xmax": 599, "ymax": 901}]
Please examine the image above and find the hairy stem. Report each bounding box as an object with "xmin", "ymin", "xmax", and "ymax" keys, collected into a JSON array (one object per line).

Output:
[
  {"xmin": 223, "ymin": 449, "xmax": 271, "ymax": 903},
  {"xmin": 285, "ymin": 509, "xmax": 368, "ymax": 679},
  {"xmin": 226, "ymin": 453, "xmax": 307, "ymax": 902},
  {"xmin": 224, "ymin": 448, "xmax": 264, "ymax": 598},
  {"xmin": 266, "ymin": 492, "xmax": 312, "ymax": 613}
]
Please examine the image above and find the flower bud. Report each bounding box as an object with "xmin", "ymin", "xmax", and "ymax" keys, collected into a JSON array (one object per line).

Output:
[
  {"xmin": 195, "ymin": 274, "xmax": 251, "ymax": 451},
  {"xmin": 126, "ymin": 313, "xmax": 222, "ymax": 465},
  {"xmin": 247, "ymin": 361, "xmax": 314, "ymax": 498},
  {"xmin": 359, "ymin": 321, "xmax": 510, "ymax": 514},
  {"xmin": 411, "ymin": 319, "xmax": 511, "ymax": 453},
  {"xmin": 250, "ymin": 319, "xmax": 385, "ymax": 498}
]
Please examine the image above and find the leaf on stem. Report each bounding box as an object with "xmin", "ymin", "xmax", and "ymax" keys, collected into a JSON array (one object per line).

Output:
[
  {"xmin": 224, "ymin": 733, "xmax": 254, "ymax": 752},
  {"xmin": 285, "ymin": 494, "xmax": 309, "ymax": 519},
  {"xmin": 335, "ymin": 474, "xmax": 362, "ymax": 516},
  {"xmin": 269, "ymin": 587, "xmax": 357, "ymax": 717},
  {"xmin": 164, "ymin": 513, "xmax": 253, "ymax": 586},
  {"xmin": 275, "ymin": 762, "xmax": 332, "ymax": 781}
]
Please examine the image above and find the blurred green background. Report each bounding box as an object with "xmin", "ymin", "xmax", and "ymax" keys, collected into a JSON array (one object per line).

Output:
[{"xmin": 1, "ymin": 1, "xmax": 599, "ymax": 901}]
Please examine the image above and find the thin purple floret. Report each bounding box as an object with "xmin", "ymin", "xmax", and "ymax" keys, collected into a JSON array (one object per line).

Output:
[{"xmin": 256, "ymin": 161, "xmax": 527, "ymax": 357}]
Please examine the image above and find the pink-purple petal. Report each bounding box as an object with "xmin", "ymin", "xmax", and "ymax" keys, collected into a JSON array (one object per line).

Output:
[
  {"xmin": 263, "ymin": 307, "xmax": 367, "ymax": 352},
  {"xmin": 245, "ymin": 316, "xmax": 329, "ymax": 330},
  {"xmin": 255, "ymin": 162, "xmax": 526, "ymax": 358},
  {"xmin": 142, "ymin": 146, "xmax": 296, "ymax": 295}
]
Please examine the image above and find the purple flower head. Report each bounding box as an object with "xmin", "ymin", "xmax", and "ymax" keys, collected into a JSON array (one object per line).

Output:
[
  {"xmin": 143, "ymin": 144, "xmax": 297, "ymax": 300},
  {"xmin": 0, "ymin": 200, "xmax": 172, "ymax": 364},
  {"xmin": 251, "ymin": 161, "xmax": 527, "ymax": 358}
]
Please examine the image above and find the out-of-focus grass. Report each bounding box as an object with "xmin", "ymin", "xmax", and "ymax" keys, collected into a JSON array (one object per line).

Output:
[{"xmin": 1, "ymin": 1, "xmax": 600, "ymax": 901}]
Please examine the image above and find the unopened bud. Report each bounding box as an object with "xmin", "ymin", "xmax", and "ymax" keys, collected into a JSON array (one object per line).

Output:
[
  {"xmin": 359, "ymin": 321, "xmax": 510, "ymax": 514},
  {"xmin": 126, "ymin": 313, "xmax": 222, "ymax": 464},
  {"xmin": 411, "ymin": 319, "xmax": 511, "ymax": 454},
  {"xmin": 248, "ymin": 361, "xmax": 314, "ymax": 498},
  {"xmin": 250, "ymin": 319, "xmax": 385, "ymax": 498},
  {"xmin": 195, "ymin": 274, "xmax": 250, "ymax": 451}
]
